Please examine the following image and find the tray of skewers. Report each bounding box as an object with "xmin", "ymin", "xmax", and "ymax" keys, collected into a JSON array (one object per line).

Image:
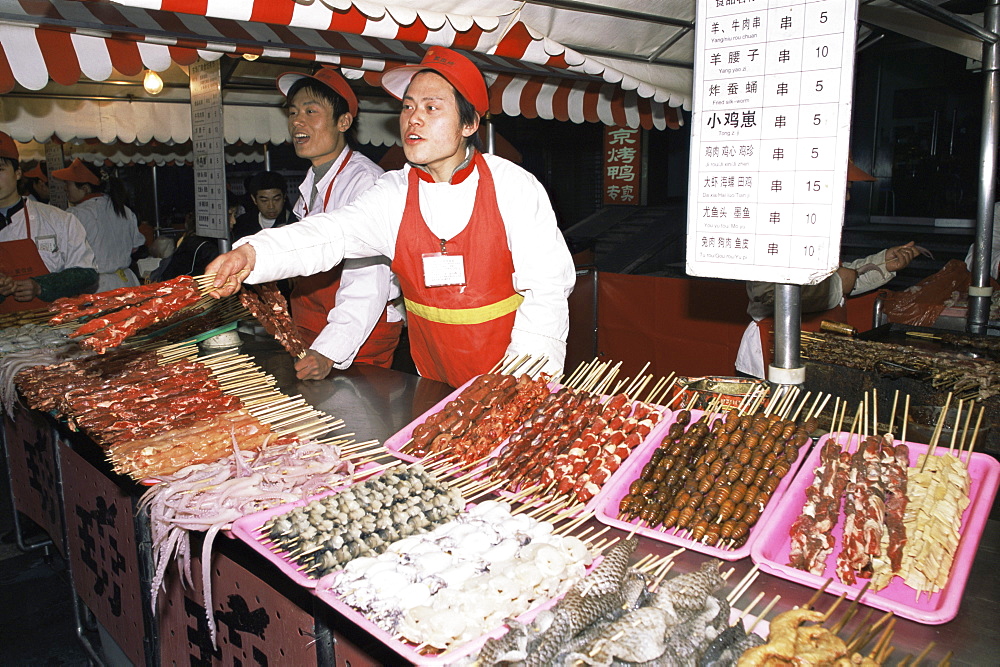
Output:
[
  {"xmin": 230, "ymin": 462, "xmax": 460, "ymax": 589},
  {"xmin": 589, "ymin": 404, "xmax": 818, "ymax": 561},
  {"xmin": 312, "ymin": 498, "xmax": 600, "ymax": 665},
  {"xmin": 750, "ymin": 430, "xmax": 1000, "ymax": 624},
  {"xmin": 383, "ymin": 368, "xmax": 674, "ymax": 510}
]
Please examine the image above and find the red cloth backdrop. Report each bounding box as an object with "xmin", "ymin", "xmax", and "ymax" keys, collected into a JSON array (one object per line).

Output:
[
  {"xmin": 590, "ymin": 273, "xmax": 882, "ymax": 380},
  {"xmin": 594, "ymin": 274, "xmax": 749, "ymax": 379}
]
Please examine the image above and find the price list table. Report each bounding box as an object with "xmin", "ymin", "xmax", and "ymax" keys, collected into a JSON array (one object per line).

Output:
[{"xmin": 686, "ymin": 0, "xmax": 859, "ymax": 284}]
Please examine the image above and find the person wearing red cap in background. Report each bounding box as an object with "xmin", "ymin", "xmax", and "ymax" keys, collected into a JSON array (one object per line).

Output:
[
  {"xmin": 51, "ymin": 157, "xmax": 145, "ymax": 293},
  {"xmin": 275, "ymin": 66, "xmax": 403, "ymax": 381},
  {"xmin": 736, "ymin": 160, "xmax": 923, "ymax": 378},
  {"xmin": 208, "ymin": 46, "xmax": 575, "ymax": 388},
  {"xmin": 22, "ymin": 163, "xmax": 49, "ymax": 203},
  {"xmin": 0, "ymin": 132, "xmax": 97, "ymax": 312}
]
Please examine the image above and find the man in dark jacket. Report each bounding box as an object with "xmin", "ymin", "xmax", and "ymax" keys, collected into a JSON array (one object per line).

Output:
[{"xmin": 232, "ymin": 171, "xmax": 297, "ymax": 241}]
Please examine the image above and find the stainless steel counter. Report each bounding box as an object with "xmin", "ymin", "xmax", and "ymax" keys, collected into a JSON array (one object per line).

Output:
[{"xmin": 241, "ymin": 338, "xmax": 999, "ymax": 665}]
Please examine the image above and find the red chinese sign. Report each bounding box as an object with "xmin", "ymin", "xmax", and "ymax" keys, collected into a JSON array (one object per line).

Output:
[{"xmin": 602, "ymin": 126, "xmax": 642, "ymax": 205}]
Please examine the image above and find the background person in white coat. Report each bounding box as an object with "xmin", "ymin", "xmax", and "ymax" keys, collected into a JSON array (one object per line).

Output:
[{"xmin": 52, "ymin": 158, "xmax": 144, "ymax": 293}]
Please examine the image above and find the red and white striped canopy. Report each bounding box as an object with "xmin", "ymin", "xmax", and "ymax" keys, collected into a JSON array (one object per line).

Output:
[{"xmin": 0, "ymin": 0, "xmax": 685, "ymax": 130}]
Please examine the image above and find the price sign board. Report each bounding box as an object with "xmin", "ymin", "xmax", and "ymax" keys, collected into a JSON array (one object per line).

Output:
[
  {"xmin": 44, "ymin": 143, "xmax": 68, "ymax": 210},
  {"xmin": 190, "ymin": 58, "xmax": 228, "ymax": 240},
  {"xmin": 686, "ymin": 0, "xmax": 859, "ymax": 284}
]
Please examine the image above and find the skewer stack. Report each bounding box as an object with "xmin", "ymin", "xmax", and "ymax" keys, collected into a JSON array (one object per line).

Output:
[
  {"xmin": 49, "ymin": 275, "xmax": 210, "ymax": 353},
  {"xmin": 787, "ymin": 389, "xmax": 982, "ymax": 598},
  {"xmin": 900, "ymin": 399, "xmax": 979, "ymax": 597},
  {"xmin": 801, "ymin": 330, "xmax": 1000, "ymax": 402},
  {"xmin": 615, "ymin": 387, "xmax": 831, "ymax": 551},
  {"xmin": 480, "ymin": 359, "xmax": 676, "ymax": 505}
]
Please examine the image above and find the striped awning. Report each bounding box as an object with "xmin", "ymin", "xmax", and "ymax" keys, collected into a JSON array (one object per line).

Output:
[
  {"xmin": 0, "ymin": 0, "xmax": 684, "ymax": 130},
  {"xmin": 16, "ymin": 138, "xmax": 266, "ymax": 166}
]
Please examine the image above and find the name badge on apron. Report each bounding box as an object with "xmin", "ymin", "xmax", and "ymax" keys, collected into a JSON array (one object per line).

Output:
[
  {"xmin": 422, "ymin": 252, "xmax": 466, "ymax": 287},
  {"xmin": 422, "ymin": 237, "xmax": 466, "ymax": 287},
  {"xmin": 35, "ymin": 235, "xmax": 57, "ymax": 254}
]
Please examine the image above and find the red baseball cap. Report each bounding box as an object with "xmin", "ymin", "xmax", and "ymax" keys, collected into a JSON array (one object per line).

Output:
[
  {"xmin": 276, "ymin": 67, "xmax": 358, "ymax": 117},
  {"xmin": 847, "ymin": 158, "xmax": 876, "ymax": 182},
  {"xmin": 51, "ymin": 158, "xmax": 100, "ymax": 186},
  {"xmin": 24, "ymin": 165, "xmax": 47, "ymax": 182},
  {"xmin": 0, "ymin": 131, "xmax": 19, "ymax": 161},
  {"xmin": 381, "ymin": 46, "xmax": 489, "ymax": 115}
]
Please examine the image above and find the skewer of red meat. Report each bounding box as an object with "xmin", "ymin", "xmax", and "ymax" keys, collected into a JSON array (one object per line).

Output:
[
  {"xmin": 49, "ymin": 275, "xmax": 198, "ymax": 324},
  {"xmin": 837, "ymin": 443, "xmax": 873, "ymax": 585},
  {"xmin": 882, "ymin": 441, "xmax": 910, "ymax": 572},
  {"xmin": 61, "ymin": 276, "xmax": 201, "ymax": 354},
  {"xmin": 238, "ymin": 283, "xmax": 305, "ymax": 357},
  {"xmin": 788, "ymin": 440, "xmax": 841, "ymax": 571},
  {"xmin": 445, "ymin": 374, "xmax": 551, "ymax": 463}
]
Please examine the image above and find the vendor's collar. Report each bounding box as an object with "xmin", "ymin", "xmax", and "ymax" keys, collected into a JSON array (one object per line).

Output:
[
  {"xmin": 312, "ymin": 157, "xmax": 337, "ymax": 182},
  {"xmin": 0, "ymin": 197, "xmax": 25, "ymax": 230},
  {"xmin": 412, "ymin": 148, "xmax": 476, "ymax": 185}
]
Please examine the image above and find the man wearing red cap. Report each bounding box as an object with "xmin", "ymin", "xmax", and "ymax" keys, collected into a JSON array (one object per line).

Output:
[
  {"xmin": 208, "ymin": 47, "xmax": 575, "ymax": 388},
  {"xmin": 0, "ymin": 132, "xmax": 97, "ymax": 312},
  {"xmin": 276, "ymin": 66, "xmax": 403, "ymax": 381},
  {"xmin": 23, "ymin": 163, "xmax": 49, "ymax": 203}
]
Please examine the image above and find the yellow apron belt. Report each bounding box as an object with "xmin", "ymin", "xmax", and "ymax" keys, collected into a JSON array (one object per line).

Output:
[{"xmin": 404, "ymin": 293, "xmax": 524, "ymax": 325}]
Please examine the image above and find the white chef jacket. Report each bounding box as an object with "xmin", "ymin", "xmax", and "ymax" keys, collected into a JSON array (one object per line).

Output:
[
  {"xmin": 70, "ymin": 194, "xmax": 144, "ymax": 292},
  {"xmin": 964, "ymin": 201, "xmax": 1000, "ymax": 279},
  {"xmin": 240, "ymin": 152, "xmax": 576, "ymax": 377},
  {"xmin": 0, "ymin": 198, "xmax": 97, "ymax": 273},
  {"xmin": 736, "ymin": 249, "xmax": 895, "ymax": 378},
  {"xmin": 292, "ymin": 148, "xmax": 403, "ymax": 368}
]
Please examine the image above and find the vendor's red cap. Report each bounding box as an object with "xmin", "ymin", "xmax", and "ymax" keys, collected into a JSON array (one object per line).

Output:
[
  {"xmin": 381, "ymin": 46, "xmax": 489, "ymax": 115},
  {"xmin": 24, "ymin": 165, "xmax": 47, "ymax": 182},
  {"xmin": 847, "ymin": 158, "xmax": 876, "ymax": 182},
  {"xmin": 51, "ymin": 158, "xmax": 99, "ymax": 186},
  {"xmin": 276, "ymin": 67, "xmax": 358, "ymax": 117},
  {"xmin": 0, "ymin": 132, "xmax": 18, "ymax": 160}
]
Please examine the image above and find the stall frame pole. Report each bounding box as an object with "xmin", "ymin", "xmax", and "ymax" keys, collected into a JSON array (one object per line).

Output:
[
  {"xmin": 769, "ymin": 283, "xmax": 805, "ymax": 385},
  {"xmin": 969, "ymin": 0, "xmax": 1000, "ymax": 334},
  {"xmin": 151, "ymin": 165, "xmax": 161, "ymax": 234}
]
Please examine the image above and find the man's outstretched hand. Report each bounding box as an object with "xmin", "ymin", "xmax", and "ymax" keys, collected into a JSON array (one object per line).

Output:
[{"xmin": 205, "ymin": 244, "xmax": 256, "ymax": 298}]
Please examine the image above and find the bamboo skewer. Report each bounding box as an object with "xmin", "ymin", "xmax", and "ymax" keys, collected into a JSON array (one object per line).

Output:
[
  {"xmin": 920, "ymin": 392, "xmax": 953, "ymax": 472},
  {"xmin": 745, "ymin": 594, "xmax": 780, "ymax": 635}
]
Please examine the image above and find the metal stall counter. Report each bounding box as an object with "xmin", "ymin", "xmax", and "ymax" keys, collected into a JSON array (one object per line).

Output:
[{"xmin": 6, "ymin": 332, "xmax": 999, "ymax": 665}]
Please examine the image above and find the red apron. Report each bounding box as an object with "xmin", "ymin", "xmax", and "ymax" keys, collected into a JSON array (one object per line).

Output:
[
  {"xmin": 0, "ymin": 201, "xmax": 50, "ymax": 313},
  {"xmin": 391, "ymin": 152, "xmax": 522, "ymax": 387},
  {"xmin": 290, "ymin": 151, "xmax": 401, "ymax": 368}
]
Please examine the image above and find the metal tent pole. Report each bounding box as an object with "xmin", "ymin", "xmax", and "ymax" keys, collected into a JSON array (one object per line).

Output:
[
  {"xmin": 151, "ymin": 165, "xmax": 160, "ymax": 234},
  {"xmin": 264, "ymin": 143, "xmax": 271, "ymax": 171},
  {"xmin": 770, "ymin": 284, "xmax": 805, "ymax": 385},
  {"xmin": 485, "ymin": 116, "xmax": 496, "ymax": 155},
  {"xmin": 969, "ymin": 0, "xmax": 1000, "ymax": 334}
]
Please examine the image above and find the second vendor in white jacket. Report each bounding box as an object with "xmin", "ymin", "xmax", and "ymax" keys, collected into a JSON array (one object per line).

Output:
[
  {"xmin": 736, "ymin": 243, "xmax": 921, "ymax": 378},
  {"xmin": 208, "ymin": 47, "xmax": 576, "ymax": 388},
  {"xmin": 52, "ymin": 158, "xmax": 144, "ymax": 293}
]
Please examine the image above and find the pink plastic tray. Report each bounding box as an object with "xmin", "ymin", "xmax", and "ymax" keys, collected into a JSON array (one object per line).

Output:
[
  {"xmin": 229, "ymin": 463, "xmax": 380, "ymax": 589},
  {"xmin": 590, "ymin": 409, "xmax": 813, "ymax": 561},
  {"xmin": 750, "ymin": 433, "xmax": 1000, "ymax": 624},
  {"xmin": 313, "ymin": 541, "xmax": 603, "ymax": 665},
  {"xmin": 312, "ymin": 552, "xmax": 769, "ymax": 665}
]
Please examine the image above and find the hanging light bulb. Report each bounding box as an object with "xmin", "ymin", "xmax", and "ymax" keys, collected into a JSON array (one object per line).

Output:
[
  {"xmin": 242, "ymin": 53, "xmax": 260, "ymax": 61},
  {"xmin": 143, "ymin": 69, "xmax": 164, "ymax": 95}
]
